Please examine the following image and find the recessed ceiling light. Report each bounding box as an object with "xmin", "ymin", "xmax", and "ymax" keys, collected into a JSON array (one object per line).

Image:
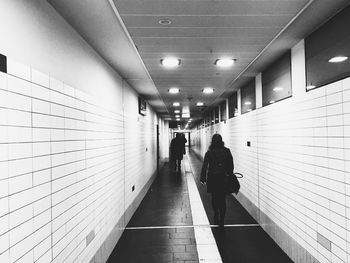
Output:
[
  {"xmin": 161, "ymin": 57, "xmax": 181, "ymax": 68},
  {"xmin": 159, "ymin": 18, "xmax": 171, "ymax": 25},
  {"xmin": 196, "ymin": 102, "xmax": 204, "ymax": 106},
  {"xmin": 273, "ymin": 87, "xmax": 283, "ymax": 92},
  {"xmin": 328, "ymin": 56, "xmax": 348, "ymax": 63},
  {"xmin": 169, "ymin": 87, "xmax": 180, "ymax": 94},
  {"xmin": 174, "ymin": 110, "xmax": 180, "ymax": 113},
  {"xmin": 215, "ymin": 58, "xmax": 235, "ymax": 68},
  {"xmin": 175, "ymin": 115, "xmax": 180, "ymax": 118},
  {"xmin": 176, "ymin": 118, "xmax": 180, "ymax": 121},
  {"xmin": 173, "ymin": 102, "xmax": 180, "ymax": 107},
  {"xmin": 182, "ymin": 113, "xmax": 190, "ymax": 118},
  {"xmin": 202, "ymin": 87, "xmax": 214, "ymax": 94},
  {"xmin": 244, "ymin": 101, "xmax": 252, "ymax": 105}
]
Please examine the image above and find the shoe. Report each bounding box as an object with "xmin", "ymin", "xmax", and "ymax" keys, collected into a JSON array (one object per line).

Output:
[
  {"xmin": 219, "ymin": 218, "xmax": 224, "ymax": 227},
  {"xmin": 214, "ymin": 213, "xmax": 219, "ymax": 225}
]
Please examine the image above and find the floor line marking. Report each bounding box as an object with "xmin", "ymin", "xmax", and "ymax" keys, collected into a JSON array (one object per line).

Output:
[
  {"xmin": 184, "ymin": 157, "xmax": 223, "ymax": 262},
  {"xmin": 124, "ymin": 224, "xmax": 260, "ymax": 230}
]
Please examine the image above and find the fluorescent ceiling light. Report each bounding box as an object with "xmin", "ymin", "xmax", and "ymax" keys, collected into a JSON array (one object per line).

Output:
[
  {"xmin": 328, "ymin": 56, "xmax": 348, "ymax": 63},
  {"xmin": 169, "ymin": 87, "xmax": 180, "ymax": 94},
  {"xmin": 174, "ymin": 110, "xmax": 180, "ymax": 113},
  {"xmin": 273, "ymin": 87, "xmax": 283, "ymax": 92},
  {"xmin": 161, "ymin": 57, "xmax": 181, "ymax": 68},
  {"xmin": 196, "ymin": 102, "xmax": 204, "ymax": 106},
  {"xmin": 175, "ymin": 115, "xmax": 180, "ymax": 118},
  {"xmin": 202, "ymin": 87, "xmax": 214, "ymax": 94},
  {"xmin": 182, "ymin": 106, "xmax": 190, "ymax": 113},
  {"xmin": 215, "ymin": 58, "xmax": 235, "ymax": 68},
  {"xmin": 244, "ymin": 101, "xmax": 252, "ymax": 105},
  {"xmin": 176, "ymin": 118, "xmax": 180, "ymax": 121},
  {"xmin": 173, "ymin": 102, "xmax": 180, "ymax": 106},
  {"xmin": 182, "ymin": 113, "xmax": 190, "ymax": 118}
]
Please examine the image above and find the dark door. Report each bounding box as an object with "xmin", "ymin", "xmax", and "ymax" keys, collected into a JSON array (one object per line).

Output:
[{"xmin": 156, "ymin": 124, "xmax": 160, "ymax": 175}]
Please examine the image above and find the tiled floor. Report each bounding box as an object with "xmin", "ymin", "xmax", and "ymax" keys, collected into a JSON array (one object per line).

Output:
[
  {"xmin": 107, "ymin": 162, "xmax": 199, "ymax": 263},
  {"xmin": 106, "ymin": 149, "xmax": 293, "ymax": 263}
]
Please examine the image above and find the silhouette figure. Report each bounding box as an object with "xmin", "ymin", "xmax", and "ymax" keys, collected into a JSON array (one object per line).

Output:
[
  {"xmin": 170, "ymin": 133, "xmax": 187, "ymax": 172},
  {"xmin": 200, "ymin": 134, "xmax": 234, "ymax": 227}
]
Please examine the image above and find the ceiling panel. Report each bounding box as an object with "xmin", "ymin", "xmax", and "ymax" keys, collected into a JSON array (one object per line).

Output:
[
  {"xmin": 121, "ymin": 15, "xmax": 293, "ymax": 28},
  {"xmin": 133, "ymin": 36, "xmax": 271, "ymax": 47},
  {"xmin": 128, "ymin": 27, "xmax": 282, "ymax": 38},
  {"xmin": 111, "ymin": 0, "xmax": 346, "ymax": 123},
  {"xmin": 115, "ymin": 0, "xmax": 308, "ymax": 15},
  {"xmin": 139, "ymin": 52, "xmax": 257, "ymax": 59},
  {"xmin": 49, "ymin": 0, "xmax": 350, "ymax": 126},
  {"xmin": 136, "ymin": 44, "xmax": 265, "ymax": 53}
]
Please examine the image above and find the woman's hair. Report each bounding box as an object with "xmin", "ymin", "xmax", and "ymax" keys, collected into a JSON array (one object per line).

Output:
[{"xmin": 209, "ymin": 134, "xmax": 224, "ymax": 150}]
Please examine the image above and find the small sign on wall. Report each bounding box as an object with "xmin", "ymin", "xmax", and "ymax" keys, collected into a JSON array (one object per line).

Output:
[
  {"xmin": 0, "ymin": 54, "xmax": 7, "ymax": 73},
  {"xmin": 139, "ymin": 97, "xmax": 146, "ymax": 116}
]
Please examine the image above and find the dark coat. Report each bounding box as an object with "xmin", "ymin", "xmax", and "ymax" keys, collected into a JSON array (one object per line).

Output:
[
  {"xmin": 170, "ymin": 136, "xmax": 187, "ymax": 160},
  {"xmin": 200, "ymin": 147, "xmax": 234, "ymax": 193}
]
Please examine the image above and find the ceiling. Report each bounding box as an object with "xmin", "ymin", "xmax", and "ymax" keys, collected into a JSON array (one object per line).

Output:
[{"xmin": 49, "ymin": 0, "xmax": 349, "ymax": 125}]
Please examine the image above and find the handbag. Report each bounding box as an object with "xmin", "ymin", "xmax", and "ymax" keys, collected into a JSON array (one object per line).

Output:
[{"xmin": 225, "ymin": 172, "xmax": 243, "ymax": 194}]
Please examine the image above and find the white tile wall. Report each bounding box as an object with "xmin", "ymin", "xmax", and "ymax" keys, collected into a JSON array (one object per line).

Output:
[
  {"xmin": 192, "ymin": 77, "xmax": 350, "ymax": 262},
  {"xmin": 0, "ymin": 58, "xmax": 162, "ymax": 262}
]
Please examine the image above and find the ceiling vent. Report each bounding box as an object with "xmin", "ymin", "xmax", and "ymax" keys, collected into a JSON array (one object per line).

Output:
[{"xmin": 159, "ymin": 19, "xmax": 171, "ymax": 25}]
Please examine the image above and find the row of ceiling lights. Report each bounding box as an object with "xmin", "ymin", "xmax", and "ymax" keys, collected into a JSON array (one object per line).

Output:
[
  {"xmin": 158, "ymin": 18, "xmax": 212, "ymax": 130},
  {"xmin": 162, "ymin": 57, "xmax": 221, "ymax": 113},
  {"xmin": 169, "ymin": 87, "xmax": 214, "ymax": 94},
  {"xmin": 169, "ymin": 87, "xmax": 211, "ymax": 108},
  {"xmin": 160, "ymin": 57, "xmax": 236, "ymax": 69},
  {"xmin": 164, "ymin": 54, "xmax": 348, "ymax": 124}
]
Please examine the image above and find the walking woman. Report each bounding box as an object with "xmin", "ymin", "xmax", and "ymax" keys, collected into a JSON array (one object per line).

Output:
[{"xmin": 200, "ymin": 134, "xmax": 234, "ymax": 227}]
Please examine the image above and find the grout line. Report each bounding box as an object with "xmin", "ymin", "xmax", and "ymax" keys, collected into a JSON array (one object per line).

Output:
[
  {"xmin": 184, "ymin": 157, "xmax": 223, "ymax": 262},
  {"xmin": 125, "ymin": 224, "xmax": 260, "ymax": 230}
]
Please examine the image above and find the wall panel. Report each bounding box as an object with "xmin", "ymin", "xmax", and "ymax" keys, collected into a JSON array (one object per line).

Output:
[
  {"xmin": 192, "ymin": 62, "xmax": 350, "ymax": 263},
  {"xmin": 0, "ymin": 1, "xmax": 166, "ymax": 262}
]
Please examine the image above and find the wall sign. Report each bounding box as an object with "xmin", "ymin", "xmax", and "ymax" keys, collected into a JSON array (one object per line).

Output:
[
  {"xmin": 0, "ymin": 54, "xmax": 7, "ymax": 73},
  {"xmin": 138, "ymin": 97, "xmax": 147, "ymax": 116}
]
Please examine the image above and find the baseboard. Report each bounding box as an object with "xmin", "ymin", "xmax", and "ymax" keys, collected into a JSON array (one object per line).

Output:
[
  {"xmin": 236, "ymin": 193, "xmax": 319, "ymax": 263},
  {"xmin": 124, "ymin": 166, "xmax": 159, "ymax": 225},
  {"xmin": 90, "ymin": 161, "xmax": 164, "ymax": 263}
]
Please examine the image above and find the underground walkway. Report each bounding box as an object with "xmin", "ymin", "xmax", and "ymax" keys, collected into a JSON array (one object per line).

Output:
[{"xmin": 106, "ymin": 149, "xmax": 294, "ymax": 263}]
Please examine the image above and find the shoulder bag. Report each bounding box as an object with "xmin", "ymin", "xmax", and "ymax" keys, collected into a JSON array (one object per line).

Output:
[{"xmin": 225, "ymin": 172, "xmax": 243, "ymax": 195}]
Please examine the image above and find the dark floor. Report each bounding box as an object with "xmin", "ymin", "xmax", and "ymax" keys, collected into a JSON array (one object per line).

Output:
[
  {"xmin": 107, "ymin": 162, "xmax": 199, "ymax": 263},
  {"xmin": 106, "ymin": 149, "xmax": 294, "ymax": 263}
]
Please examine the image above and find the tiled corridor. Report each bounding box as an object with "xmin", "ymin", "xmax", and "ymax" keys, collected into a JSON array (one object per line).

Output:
[{"xmin": 107, "ymin": 149, "xmax": 294, "ymax": 263}]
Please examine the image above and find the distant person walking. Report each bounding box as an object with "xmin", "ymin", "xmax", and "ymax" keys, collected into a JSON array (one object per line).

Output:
[
  {"xmin": 200, "ymin": 134, "xmax": 234, "ymax": 227},
  {"xmin": 170, "ymin": 133, "xmax": 187, "ymax": 172}
]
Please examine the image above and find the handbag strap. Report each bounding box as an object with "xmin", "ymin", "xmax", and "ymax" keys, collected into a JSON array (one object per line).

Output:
[{"xmin": 234, "ymin": 172, "xmax": 243, "ymax": 178}]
